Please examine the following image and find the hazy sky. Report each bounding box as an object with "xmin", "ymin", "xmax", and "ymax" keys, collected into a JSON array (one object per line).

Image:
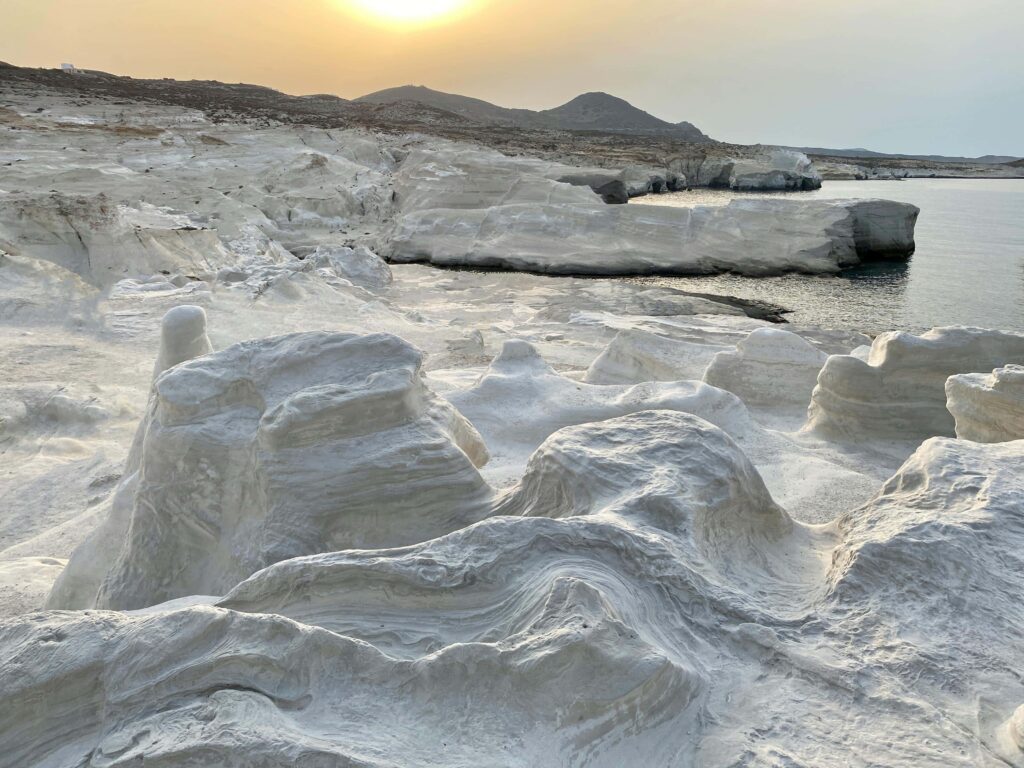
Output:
[{"xmin": 3, "ymin": 0, "xmax": 1022, "ymax": 156}]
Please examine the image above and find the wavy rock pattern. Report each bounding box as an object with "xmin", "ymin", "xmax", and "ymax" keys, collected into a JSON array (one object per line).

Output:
[
  {"xmin": 807, "ymin": 327, "xmax": 1024, "ymax": 441},
  {"xmin": 3, "ymin": 89, "xmax": 1024, "ymax": 768},
  {"xmin": 0, "ymin": 193, "xmax": 236, "ymax": 286},
  {"xmin": 446, "ymin": 339, "xmax": 750, "ymax": 484},
  {"xmin": 49, "ymin": 330, "xmax": 490, "ymax": 611},
  {"xmin": 5, "ymin": 409, "xmax": 1023, "ymax": 766}
]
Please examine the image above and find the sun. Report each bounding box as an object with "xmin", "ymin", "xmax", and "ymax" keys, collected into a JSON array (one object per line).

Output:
[{"xmin": 347, "ymin": 0, "xmax": 475, "ymax": 24}]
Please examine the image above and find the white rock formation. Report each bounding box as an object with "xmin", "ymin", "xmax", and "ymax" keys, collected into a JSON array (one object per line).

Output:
[
  {"xmin": 49, "ymin": 331, "xmax": 491, "ymax": 611},
  {"xmin": 302, "ymin": 244, "xmax": 393, "ymax": 289},
  {"xmin": 584, "ymin": 328, "xmax": 731, "ymax": 384},
  {"xmin": 807, "ymin": 327, "xmax": 1024, "ymax": 441},
  {"xmin": 946, "ymin": 364, "xmax": 1024, "ymax": 442},
  {"xmin": 677, "ymin": 148, "xmax": 822, "ymax": 191},
  {"xmin": 387, "ymin": 195, "xmax": 919, "ymax": 276},
  {"xmin": 5, "ymin": 83, "xmax": 1024, "ymax": 768},
  {"xmin": 826, "ymin": 437, "xmax": 1024, "ymax": 768},
  {"xmin": 153, "ymin": 305, "xmax": 213, "ymax": 377},
  {"xmin": 392, "ymin": 145, "xmax": 604, "ymax": 211},
  {"xmin": 0, "ymin": 194, "xmax": 241, "ymax": 286},
  {"xmin": 224, "ymin": 149, "xmax": 393, "ymax": 233},
  {"xmin": 446, "ymin": 339, "xmax": 750, "ymax": 485},
  {"xmin": 729, "ymin": 149, "xmax": 824, "ymax": 191},
  {"xmin": 704, "ymin": 328, "xmax": 828, "ymax": 407},
  {"xmin": 10, "ymin": 416, "xmax": 1024, "ymax": 765}
]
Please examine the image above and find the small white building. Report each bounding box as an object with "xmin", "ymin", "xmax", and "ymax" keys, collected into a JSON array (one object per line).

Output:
[{"xmin": 60, "ymin": 63, "xmax": 77, "ymax": 73}]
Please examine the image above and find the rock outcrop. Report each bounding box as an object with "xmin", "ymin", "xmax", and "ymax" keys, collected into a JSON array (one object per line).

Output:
[
  {"xmin": 153, "ymin": 305, "xmax": 213, "ymax": 377},
  {"xmin": 386, "ymin": 145, "xmax": 911, "ymax": 277},
  {"xmin": 704, "ymin": 328, "xmax": 828, "ymax": 407},
  {"xmin": 388, "ymin": 192, "xmax": 919, "ymax": 276},
  {"xmin": 14, "ymin": 416, "xmax": 1024, "ymax": 765},
  {"xmin": 0, "ymin": 193, "xmax": 236, "ymax": 286},
  {"xmin": 946, "ymin": 365, "xmax": 1024, "ymax": 442},
  {"xmin": 49, "ymin": 330, "xmax": 491, "ymax": 611},
  {"xmin": 446, "ymin": 340, "xmax": 750, "ymax": 484},
  {"xmin": 300, "ymin": 244, "xmax": 393, "ymax": 289},
  {"xmin": 807, "ymin": 327, "xmax": 1024, "ymax": 440},
  {"xmin": 585, "ymin": 328, "xmax": 731, "ymax": 384},
  {"xmin": 670, "ymin": 148, "xmax": 822, "ymax": 191}
]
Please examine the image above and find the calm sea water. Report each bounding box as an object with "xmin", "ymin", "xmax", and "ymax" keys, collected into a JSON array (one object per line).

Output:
[{"xmin": 631, "ymin": 180, "xmax": 1024, "ymax": 335}]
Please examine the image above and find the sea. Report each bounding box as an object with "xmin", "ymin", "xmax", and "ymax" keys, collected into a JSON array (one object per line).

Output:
[{"xmin": 631, "ymin": 179, "xmax": 1024, "ymax": 335}]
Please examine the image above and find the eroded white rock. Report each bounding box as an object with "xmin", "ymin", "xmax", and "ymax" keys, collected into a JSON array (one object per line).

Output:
[
  {"xmin": 153, "ymin": 305, "xmax": 213, "ymax": 377},
  {"xmin": 0, "ymin": 194, "xmax": 236, "ymax": 286},
  {"xmin": 49, "ymin": 331, "xmax": 491, "ymax": 611},
  {"xmin": 807, "ymin": 327, "xmax": 1024, "ymax": 441},
  {"xmin": 585, "ymin": 328, "xmax": 733, "ymax": 385},
  {"xmin": 304, "ymin": 244, "xmax": 393, "ymax": 289},
  {"xmin": 447, "ymin": 339, "xmax": 750, "ymax": 485},
  {"xmin": 387, "ymin": 196, "xmax": 918, "ymax": 276},
  {"xmin": 704, "ymin": 328, "xmax": 827, "ymax": 407},
  {"xmin": 946, "ymin": 364, "xmax": 1024, "ymax": 443}
]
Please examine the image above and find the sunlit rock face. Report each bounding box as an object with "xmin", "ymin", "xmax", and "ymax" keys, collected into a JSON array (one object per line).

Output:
[
  {"xmin": 807, "ymin": 327, "xmax": 1024, "ymax": 441},
  {"xmin": 49, "ymin": 330, "xmax": 491, "ymax": 611},
  {"xmin": 946, "ymin": 364, "xmax": 1024, "ymax": 443}
]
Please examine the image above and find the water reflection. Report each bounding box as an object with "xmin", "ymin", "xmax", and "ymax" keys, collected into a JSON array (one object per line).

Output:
[{"xmin": 633, "ymin": 180, "xmax": 1024, "ymax": 333}]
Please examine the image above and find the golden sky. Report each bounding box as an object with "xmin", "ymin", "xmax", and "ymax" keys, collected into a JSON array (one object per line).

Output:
[{"xmin": 2, "ymin": 0, "xmax": 1021, "ymax": 156}]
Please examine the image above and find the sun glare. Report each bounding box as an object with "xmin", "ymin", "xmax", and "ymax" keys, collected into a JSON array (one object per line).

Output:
[{"xmin": 347, "ymin": 0, "xmax": 474, "ymax": 24}]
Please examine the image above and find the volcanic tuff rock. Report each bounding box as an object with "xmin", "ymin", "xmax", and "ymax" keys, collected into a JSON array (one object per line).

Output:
[
  {"xmin": 6, "ymin": 67, "xmax": 1024, "ymax": 768},
  {"xmin": 1, "ymin": 62, "xmax": 829, "ymax": 194},
  {"xmin": 445, "ymin": 339, "xmax": 750, "ymax": 485},
  {"xmin": 585, "ymin": 328, "xmax": 733, "ymax": 384},
  {"xmin": 704, "ymin": 328, "xmax": 828, "ymax": 407},
  {"xmin": 946, "ymin": 365, "xmax": 1024, "ymax": 442},
  {"xmin": 387, "ymin": 192, "xmax": 919, "ymax": 276},
  {"xmin": 49, "ymin": 329, "xmax": 491, "ymax": 611},
  {"xmin": 377, "ymin": 143, "xmax": 881, "ymax": 277},
  {"xmin": 0, "ymin": 194, "xmax": 237, "ymax": 287},
  {"xmin": 807, "ymin": 327, "xmax": 1024, "ymax": 441},
  {"xmin": 7, "ymin": 410, "xmax": 1024, "ymax": 765}
]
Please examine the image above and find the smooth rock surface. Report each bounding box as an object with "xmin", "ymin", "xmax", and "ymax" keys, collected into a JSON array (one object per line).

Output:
[
  {"xmin": 946, "ymin": 364, "xmax": 1024, "ymax": 442},
  {"xmin": 704, "ymin": 328, "xmax": 828, "ymax": 407},
  {"xmin": 387, "ymin": 196, "xmax": 919, "ymax": 276},
  {"xmin": 584, "ymin": 328, "xmax": 730, "ymax": 384},
  {"xmin": 153, "ymin": 305, "xmax": 213, "ymax": 377},
  {"xmin": 446, "ymin": 339, "xmax": 750, "ymax": 485},
  {"xmin": 807, "ymin": 327, "xmax": 1024, "ymax": 441}
]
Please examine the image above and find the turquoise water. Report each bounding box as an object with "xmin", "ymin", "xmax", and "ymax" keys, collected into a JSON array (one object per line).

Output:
[{"xmin": 632, "ymin": 179, "xmax": 1024, "ymax": 334}]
